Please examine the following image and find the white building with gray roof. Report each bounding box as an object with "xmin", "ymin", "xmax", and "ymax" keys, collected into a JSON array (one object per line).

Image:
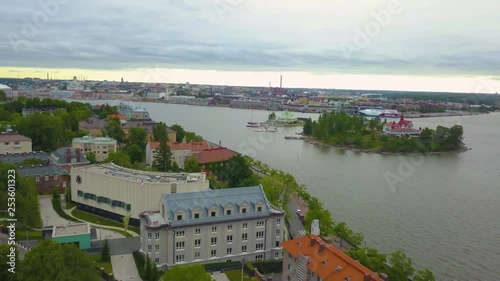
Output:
[
  {"xmin": 71, "ymin": 163, "xmax": 209, "ymax": 227},
  {"xmin": 139, "ymin": 185, "xmax": 285, "ymax": 268}
]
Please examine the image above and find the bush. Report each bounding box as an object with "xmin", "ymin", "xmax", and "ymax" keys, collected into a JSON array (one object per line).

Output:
[
  {"xmin": 51, "ymin": 199, "xmax": 79, "ymax": 222},
  {"xmin": 132, "ymin": 251, "xmax": 145, "ymax": 279},
  {"xmin": 204, "ymin": 261, "xmax": 241, "ymax": 271}
]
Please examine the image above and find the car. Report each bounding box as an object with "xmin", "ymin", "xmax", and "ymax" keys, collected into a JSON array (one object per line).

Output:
[{"xmin": 296, "ymin": 209, "xmax": 301, "ymax": 214}]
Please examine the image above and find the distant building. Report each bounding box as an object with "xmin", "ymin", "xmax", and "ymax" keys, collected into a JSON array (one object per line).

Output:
[
  {"xmin": 72, "ymin": 136, "xmax": 117, "ymax": 162},
  {"xmin": 49, "ymin": 90, "xmax": 74, "ymax": 99},
  {"xmin": 50, "ymin": 223, "xmax": 91, "ymax": 250},
  {"xmin": 118, "ymin": 102, "xmax": 150, "ymax": 120},
  {"xmin": 67, "ymin": 76, "xmax": 84, "ymax": 91},
  {"xmin": 145, "ymin": 142, "xmax": 160, "ymax": 166},
  {"xmin": 195, "ymin": 148, "xmax": 238, "ymax": 178},
  {"xmin": 383, "ymin": 116, "xmax": 421, "ymax": 137},
  {"xmin": 281, "ymin": 235, "xmax": 385, "ymax": 281},
  {"xmin": 0, "ymin": 133, "xmax": 32, "ymax": 154},
  {"xmin": 229, "ymin": 99, "xmax": 265, "ymax": 108},
  {"xmin": 0, "ymin": 84, "xmax": 13, "ymax": 99},
  {"xmin": 107, "ymin": 112, "xmax": 127, "ymax": 124},
  {"xmin": 139, "ymin": 185, "xmax": 285, "ymax": 268},
  {"xmin": 79, "ymin": 116, "xmax": 107, "ymax": 136},
  {"xmin": 50, "ymin": 147, "xmax": 91, "ymax": 172},
  {"xmin": 158, "ymin": 141, "xmax": 211, "ymax": 168},
  {"xmin": 22, "ymin": 106, "xmax": 64, "ymax": 116},
  {"xmin": 71, "ymin": 163, "xmax": 209, "ymax": 226}
]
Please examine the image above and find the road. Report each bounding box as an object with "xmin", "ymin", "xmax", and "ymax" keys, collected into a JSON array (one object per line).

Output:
[{"xmin": 286, "ymin": 198, "xmax": 307, "ymax": 239}]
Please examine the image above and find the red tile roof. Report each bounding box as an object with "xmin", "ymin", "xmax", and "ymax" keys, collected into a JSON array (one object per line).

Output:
[
  {"xmin": 281, "ymin": 235, "xmax": 383, "ymax": 281},
  {"xmin": 195, "ymin": 147, "xmax": 237, "ymax": 165},
  {"xmin": 107, "ymin": 113, "xmax": 126, "ymax": 120},
  {"xmin": 169, "ymin": 141, "xmax": 210, "ymax": 152},
  {"xmin": 148, "ymin": 142, "xmax": 160, "ymax": 150}
]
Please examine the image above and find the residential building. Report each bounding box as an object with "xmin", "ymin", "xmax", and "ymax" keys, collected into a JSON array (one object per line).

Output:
[
  {"xmin": 0, "ymin": 133, "xmax": 32, "ymax": 154},
  {"xmin": 0, "ymin": 151, "xmax": 69, "ymax": 193},
  {"xmin": 21, "ymin": 106, "xmax": 63, "ymax": 116},
  {"xmin": 48, "ymin": 90, "xmax": 74, "ymax": 98},
  {"xmin": 71, "ymin": 163, "xmax": 209, "ymax": 227},
  {"xmin": 50, "ymin": 223, "xmax": 91, "ymax": 250},
  {"xmin": 79, "ymin": 116, "xmax": 107, "ymax": 136},
  {"xmin": 195, "ymin": 147, "xmax": 238, "ymax": 177},
  {"xmin": 123, "ymin": 121, "xmax": 176, "ymax": 143},
  {"xmin": 0, "ymin": 84, "xmax": 13, "ymax": 99},
  {"xmin": 146, "ymin": 142, "xmax": 160, "ymax": 165},
  {"xmin": 383, "ymin": 116, "xmax": 421, "ymax": 137},
  {"xmin": 281, "ymin": 235, "xmax": 384, "ymax": 281},
  {"xmin": 145, "ymin": 141, "xmax": 211, "ymax": 167},
  {"xmin": 72, "ymin": 136, "xmax": 117, "ymax": 162},
  {"xmin": 107, "ymin": 112, "xmax": 127, "ymax": 124},
  {"xmin": 139, "ymin": 185, "xmax": 285, "ymax": 268},
  {"xmin": 118, "ymin": 102, "xmax": 150, "ymax": 120},
  {"xmin": 50, "ymin": 147, "xmax": 91, "ymax": 172}
]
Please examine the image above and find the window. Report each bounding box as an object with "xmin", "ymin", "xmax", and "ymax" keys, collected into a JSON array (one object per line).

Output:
[
  {"xmin": 155, "ymin": 258, "xmax": 159, "ymax": 264},
  {"xmin": 275, "ymin": 252, "xmax": 280, "ymax": 258},
  {"xmin": 155, "ymin": 244, "xmax": 159, "ymax": 252},
  {"xmin": 256, "ymin": 254, "xmax": 263, "ymax": 261},
  {"xmin": 276, "ymin": 241, "xmax": 280, "ymax": 247},
  {"xmin": 226, "ymin": 209, "xmax": 231, "ymax": 215},
  {"xmin": 195, "ymin": 239, "xmax": 201, "ymax": 248},
  {"xmin": 211, "ymin": 237, "xmax": 217, "ymax": 245},
  {"xmin": 211, "ymin": 250, "xmax": 217, "ymax": 257},
  {"xmin": 242, "ymin": 233, "xmax": 247, "ymax": 241},
  {"xmin": 257, "ymin": 221, "xmax": 264, "ymax": 227},
  {"xmin": 177, "ymin": 214, "xmax": 182, "ymax": 221},
  {"xmin": 194, "ymin": 252, "xmax": 200, "ymax": 259},
  {"xmin": 195, "ymin": 228, "xmax": 201, "ymax": 235},
  {"xmin": 227, "ymin": 235, "xmax": 233, "ymax": 243},
  {"xmin": 194, "ymin": 213, "xmax": 199, "ymax": 219},
  {"xmin": 288, "ymin": 264, "xmax": 291, "ymax": 271},
  {"xmin": 257, "ymin": 206, "xmax": 262, "ymax": 212},
  {"xmin": 257, "ymin": 231, "xmax": 264, "ymax": 239},
  {"xmin": 242, "ymin": 245, "xmax": 247, "ymax": 252},
  {"xmin": 256, "ymin": 243, "xmax": 263, "ymax": 251},
  {"xmin": 77, "ymin": 190, "xmax": 83, "ymax": 197},
  {"xmin": 242, "ymin": 223, "xmax": 247, "ymax": 229},
  {"xmin": 176, "ymin": 241, "xmax": 185, "ymax": 250},
  {"xmin": 289, "ymin": 253, "xmax": 292, "ymax": 259},
  {"xmin": 227, "ymin": 248, "xmax": 232, "ymax": 255},
  {"xmin": 63, "ymin": 181, "xmax": 67, "ymax": 188},
  {"xmin": 175, "ymin": 255, "xmax": 184, "ymax": 263},
  {"xmin": 155, "ymin": 232, "xmax": 160, "ymax": 239},
  {"xmin": 54, "ymin": 174, "xmax": 58, "ymax": 180},
  {"xmin": 276, "ymin": 229, "xmax": 280, "ymax": 237},
  {"xmin": 242, "ymin": 208, "xmax": 247, "ymax": 214},
  {"xmin": 147, "ymin": 245, "xmax": 152, "ymax": 251},
  {"xmin": 211, "ymin": 211, "xmax": 216, "ymax": 217},
  {"xmin": 277, "ymin": 218, "xmax": 281, "ymax": 225},
  {"xmin": 35, "ymin": 176, "xmax": 40, "ymax": 182},
  {"xmin": 212, "ymin": 226, "xmax": 217, "ymax": 233},
  {"xmin": 175, "ymin": 231, "xmax": 185, "ymax": 237},
  {"xmin": 45, "ymin": 175, "xmax": 49, "ymax": 181},
  {"xmin": 147, "ymin": 233, "xmax": 152, "ymax": 239},
  {"xmin": 227, "ymin": 224, "xmax": 232, "ymax": 231}
]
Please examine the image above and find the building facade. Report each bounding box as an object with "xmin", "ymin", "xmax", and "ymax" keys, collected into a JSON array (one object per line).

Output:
[
  {"xmin": 71, "ymin": 163, "xmax": 209, "ymax": 227},
  {"xmin": 139, "ymin": 186, "xmax": 285, "ymax": 268},
  {"xmin": 122, "ymin": 121, "xmax": 176, "ymax": 143},
  {"xmin": 72, "ymin": 136, "xmax": 117, "ymax": 162},
  {"xmin": 195, "ymin": 148, "xmax": 238, "ymax": 178},
  {"xmin": 146, "ymin": 141, "xmax": 211, "ymax": 167},
  {"xmin": 0, "ymin": 133, "xmax": 32, "ymax": 154},
  {"xmin": 50, "ymin": 147, "xmax": 91, "ymax": 171},
  {"xmin": 118, "ymin": 102, "xmax": 150, "ymax": 120},
  {"xmin": 281, "ymin": 235, "xmax": 384, "ymax": 281},
  {"xmin": 51, "ymin": 223, "xmax": 91, "ymax": 250},
  {"xmin": 383, "ymin": 116, "xmax": 421, "ymax": 137}
]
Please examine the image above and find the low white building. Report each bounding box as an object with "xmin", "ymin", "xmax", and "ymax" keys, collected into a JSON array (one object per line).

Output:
[
  {"xmin": 71, "ymin": 163, "xmax": 209, "ymax": 227},
  {"xmin": 72, "ymin": 135, "xmax": 117, "ymax": 162},
  {"xmin": 139, "ymin": 185, "xmax": 285, "ymax": 268},
  {"xmin": 0, "ymin": 84, "xmax": 13, "ymax": 99}
]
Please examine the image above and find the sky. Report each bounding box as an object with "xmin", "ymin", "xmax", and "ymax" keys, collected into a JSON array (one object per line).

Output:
[{"xmin": 1, "ymin": 0, "xmax": 499, "ymax": 93}]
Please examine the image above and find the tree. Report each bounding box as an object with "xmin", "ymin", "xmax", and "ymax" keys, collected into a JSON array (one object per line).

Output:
[
  {"xmin": 184, "ymin": 157, "xmax": 201, "ymax": 173},
  {"xmin": 303, "ymin": 118, "xmax": 313, "ymax": 136},
  {"xmin": 223, "ymin": 155, "xmax": 254, "ymax": 187},
  {"xmin": 0, "ymin": 244, "xmax": 18, "ymax": 280},
  {"xmin": 389, "ymin": 250, "xmax": 415, "ymax": 281},
  {"xmin": 143, "ymin": 255, "xmax": 161, "ymax": 281},
  {"xmin": 153, "ymin": 122, "xmax": 168, "ymax": 143},
  {"xmin": 171, "ymin": 161, "xmax": 180, "ymax": 172},
  {"xmin": 304, "ymin": 200, "xmax": 335, "ymax": 238},
  {"xmin": 170, "ymin": 124, "xmax": 185, "ymax": 143},
  {"xmin": 102, "ymin": 117, "xmax": 125, "ymax": 143},
  {"xmin": 162, "ymin": 264, "xmax": 214, "ymax": 281},
  {"xmin": 153, "ymin": 141, "xmax": 172, "ymax": 172},
  {"xmin": 101, "ymin": 239, "xmax": 110, "ymax": 262},
  {"xmin": 128, "ymin": 127, "xmax": 147, "ymax": 149},
  {"xmin": 0, "ymin": 90, "xmax": 7, "ymax": 101},
  {"xmin": 19, "ymin": 239, "xmax": 100, "ymax": 281},
  {"xmin": 85, "ymin": 151, "xmax": 97, "ymax": 163},
  {"xmin": 346, "ymin": 247, "xmax": 388, "ymax": 273},
  {"xmin": 184, "ymin": 131, "xmax": 203, "ymax": 142},
  {"xmin": 126, "ymin": 144, "xmax": 144, "ymax": 164},
  {"xmin": 104, "ymin": 151, "xmax": 132, "ymax": 168},
  {"xmin": 414, "ymin": 269, "xmax": 435, "ymax": 281}
]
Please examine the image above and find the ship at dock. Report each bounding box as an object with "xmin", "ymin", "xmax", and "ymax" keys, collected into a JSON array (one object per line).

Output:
[{"xmin": 359, "ymin": 108, "xmax": 400, "ymax": 118}]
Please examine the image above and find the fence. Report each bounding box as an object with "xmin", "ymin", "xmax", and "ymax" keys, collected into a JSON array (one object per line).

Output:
[{"xmin": 96, "ymin": 267, "xmax": 116, "ymax": 281}]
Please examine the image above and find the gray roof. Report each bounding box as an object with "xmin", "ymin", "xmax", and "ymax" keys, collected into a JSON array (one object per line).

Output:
[
  {"xmin": 50, "ymin": 148, "xmax": 90, "ymax": 165},
  {"xmin": 79, "ymin": 116, "xmax": 106, "ymax": 129},
  {"xmin": 164, "ymin": 185, "xmax": 282, "ymax": 227},
  {"xmin": 0, "ymin": 152, "xmax": 50, "ymax": 164},
  {"xmin": 17, "ymin": 164, "xmax": 68, "ymax": 177}
]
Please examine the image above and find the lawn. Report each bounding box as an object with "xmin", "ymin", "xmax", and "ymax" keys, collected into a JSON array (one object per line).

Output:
[
  {"xmin": 89, "ymin": 254, "xmax": 113, "ymax": 274},
  {"xmin": 224, "ymin": 269, "xmax": 257, "ymax": 281},
  {"xmin": 71, "ymin": 209, "xmax": 140, "ymax": 235}
]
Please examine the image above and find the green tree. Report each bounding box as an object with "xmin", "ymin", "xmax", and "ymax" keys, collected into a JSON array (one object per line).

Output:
[
  {"xmin": 345, "ymin": 247, "xmax": 388, "ymax": 273},
  {"xmin": 389, "ymin": 250, "xmax": 415, "ymax": 281},
  {"xmin": 184, "ymin": 131, "xmax": 203, "ymax": 142},
  {"xmin": 128, "ymin": 127, "xmax": 147, "ymax": 149},
  {"xmin": 162, "ymin": 264, "xmax": 214, "ymax": 281},
  {"xmin": 170, "ymin": 124, "xmax": 185, "ymax": 143},
  {"xmin": 153, "ymin": 141, "xmax": 172, "ymax": 172},
  {"xmin": 0, "ymin": 244, "xmax": 18, "ymax": 280},
  {"xmin": 153, "ymin": 122, "xmax": 168, "ymax": 143},
  {"xmin": 184, "ymin": 157, "xmax": 201, "ymax": 172},
  {"xmin": 223, "ymin": 154, "xmax": 253, "ymax": 187},
  {"xmin": 95, "ymin": 104, "xmax": 118, "ymax": 119},
  {"xmin": 414, "ymin": 269, "xmax": 435, "ymax": 281},
  {"xmin": 19, "ymin": 239, "xmax": 100, "ymax": 281},
  {"xmin": 126, "ymin": 144, "xmax": 144, "ymax": 164},
  {"xmin": 143, "ymin": 255, "xmax": 161, "ymax": 281},
  {"xmin": 303, "ymin": 118, "xmax": 313, "ymax": 136},
  {"xmin": 304, "ymin": 199, "xmax": 335, "ymax": 238},
  {"xmin": 0, "ymin": 90, "xmax": 7, "ymax": 101},
  {"xmin": 102, "ymin": 117, "xmax": 125, "ymax": 143},
  {"xmin": 104, "ymin": 151, "xmax": 132, "ymax": 168},
  {"xmin": 171, "ymin": 161, "xmax": 180, "ymax": 172},
  {"xmin": 85, "ymin": 151, "xmax": 97, "ymax": 163},
  {"xmin": 101, "ymin": 239, "xmax": 110, "ymax": 262}
]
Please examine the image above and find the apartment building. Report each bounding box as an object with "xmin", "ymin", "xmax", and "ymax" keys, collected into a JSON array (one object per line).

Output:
[
  {"xmin": 0, "ymin": 133, "xmax": 32, "ymax": 154},
  {"xmin": 72, "ymin": 135, "xmax": 117, "ymax": 162},
  {"xmin": 139, "ymin": 185, "xmax": 285, "ymax": 268}
]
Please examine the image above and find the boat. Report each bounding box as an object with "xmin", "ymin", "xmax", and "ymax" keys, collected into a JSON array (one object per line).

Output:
[
  {"xmin": 247, "ymin": 122, "xmax": 260, "ymax": 128},
  {"xmin": 285, "ymin": 135, "xmax": 303, "ymax": 140},
  {"xmin": 359, "ymin": 109, "xmax": 400, "ymax": 118}
]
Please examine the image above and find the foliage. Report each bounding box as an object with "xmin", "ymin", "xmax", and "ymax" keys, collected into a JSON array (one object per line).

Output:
[
  {"xmin": 103, "ymin": 151, "xmax": 132, "ymax": 168},
  {"xmin": 170, "ymin": 124, "xmax": 185, "ymax": 143},
  {"xmin": 52, "ymin": 186, "xmax": 60, "ymax": 200},
  {"xmin": 185, "ymin": 131, "xmax": 203, "ymax": 142},
  {"xmin": 223, "ymin": 155, "xmax": 254, "ymax": 187},
  {"xmin": 102, "ymin": 117, "xmax": 125, "ymax": 143},
  {"xmin": 133, "ymin": 251, "xmax": 146, "ymax": 279},
  {"xmin": 333, "ymin": 221, "xmax": 364, "ymax": 247},
  {"xmin": 125, "ymin": 144, "xmax": 144, "ymax": 164},
  {"xmin": 153, "ymin": 122, "xmax": 169, "ymax": 143},
  {"xmin": 94, "ymin": 103, "xmax": 118, "ymax": 119},
  {"xmin": 162, "ymin": 264, "xmax": 214, "ymax": 281},
  {"xmin": 143, "ymin": 255, "xmax": 161, "ymax": 281},
  {"xmin": 153, "ymin": 141, "xmax": 172, "ymax": 172},
  {"xmin": 184, "ymin": 157, "xmax": 201, "ymax": 172},
  {"xmin": 389, "ymin": 250, "xmax": 415, "ymax": 281},
  {"xmin": 345, "ymin": 247, "xmax": 388, "ymax": 273},
  {"xmin": 52, "ymin": 198, "xmax": 79, "ymax": 222},
  {"xmin": 0, "ymin": 244, "xmax": 18, "ymax": 280},
  {"xmin": 414, "ymin": 269, "xmax": 436, "ymax": 281},
  {"xmin": 0, "ymin": 164, "xmax": 42, "ymax": 228},
  {"xmin": 303, "ymin": 118, "xmax": 313, "ymax": 135},
  {"xmin": 0, "ymin": 90, "xmax": 7, "ymax": 101},
  {"xmin": 85, "ymin": 151, "xmax": 96, "ymax": 163},
  {"xmin": 19, "ymin": 239, "xmax": 100, "ymax": 281},
  {"xmin": 20, "ymin": 158, "xmax": 45, "ymax": 166},
  {"xmin": 303, "ymin": 198, "xmax": 335, "ymax": 238},
  {"xmin": 100, "ymin": 239, "xmax": 110, "ymax": 262},
  {"xmin": 127, "ymin": 127, "xmax": 147, "ymax": 149},
  {"xmin": 170, "ymin": 161, "xmax": 180, "ymax": 172},
  {"xmin": 268, "ymin": 112, "xmax": 276, "ymax": 121}
]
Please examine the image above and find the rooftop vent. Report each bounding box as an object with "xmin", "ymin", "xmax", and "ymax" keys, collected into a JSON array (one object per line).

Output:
[{"xmin": 335, "ymin": 266, "xmax": 342, "ymax": 272}]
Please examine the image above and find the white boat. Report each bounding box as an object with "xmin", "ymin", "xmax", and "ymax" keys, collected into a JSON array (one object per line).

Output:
[
  {"xmin": 360, "ymin": 109, "xmax": 400, "ymax": 118},
  {"xmin": 247, "ymin": 122, "xmax": 260, "ymax": 128}
]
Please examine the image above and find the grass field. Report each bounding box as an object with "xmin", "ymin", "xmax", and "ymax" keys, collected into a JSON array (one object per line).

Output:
[
  {"xmin": 224, "ymin": 269, "xmax": 257, "ymax": 281},
  {"xmin": 71, "ymin": 209, "xmax": 140, "ymax": 234},
  {"xmin": 89, "ymin": 254, "xmax": 113, "ymax": 274}
]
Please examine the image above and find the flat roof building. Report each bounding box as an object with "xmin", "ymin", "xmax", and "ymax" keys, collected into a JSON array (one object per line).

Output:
[
  {"xmin": 72, "ymin": 136, "xmax": 117, "ymax": 162},
  {"xmin": 71, "ymin": 163, "xmax": 209, "ymax": 227},
  {"xmin": 0, "ymin": 133, "xmax": 32, "ymax": 154},
  {"xmin": 51, "ymin": 223, "xmax": 91, "ymax": 250}
]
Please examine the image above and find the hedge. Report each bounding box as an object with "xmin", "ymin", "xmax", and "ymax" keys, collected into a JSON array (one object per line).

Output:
[{"xmin": 51, "ymin": 199, "xmax": 79, "ymax": 222}]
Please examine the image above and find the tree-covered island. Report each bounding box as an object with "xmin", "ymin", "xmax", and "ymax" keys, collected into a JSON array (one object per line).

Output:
[{"xmin": 303, "ymin": 112, "xmax": 465, "ymax": 153}]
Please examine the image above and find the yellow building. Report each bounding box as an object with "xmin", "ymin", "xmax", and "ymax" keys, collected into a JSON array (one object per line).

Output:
[
  {"xmin": 0, "ymin": 133, "xmax": 32, "ymax": 154},
  {"xmin": 72, "ymin": 136, "xmax": 118, "ymax": 162}
]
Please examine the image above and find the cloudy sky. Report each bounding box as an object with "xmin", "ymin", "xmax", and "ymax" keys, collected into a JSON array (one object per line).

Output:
[{"xmin": 1, "ymin": 0, "xmax": 499, "ymax": 92}]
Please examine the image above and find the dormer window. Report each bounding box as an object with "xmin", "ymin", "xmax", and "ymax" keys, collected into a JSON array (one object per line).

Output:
[
  {"xmin": 194, "ymin": 213, "xmax": 199, "ymax": 219},
  {"xmin": 242, "ymin": 208, "xmax": 247, "ymax": 214},
  {"xmin": 226, "ymin": 210, "xmax": 231, "ymax": 215},
  {"xmin": 257, "ymin": 206, "xmax": 262, "ymax": 212},
  {"xmin": 177, "ymin": 215, "xmax": 182, "ymax": 221},
  {"xmin": 211, "ymin": 211, "xmax": 216, "ymax": 217}
]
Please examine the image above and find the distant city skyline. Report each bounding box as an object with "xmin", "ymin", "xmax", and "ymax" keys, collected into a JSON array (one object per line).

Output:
[{"xmin": 1, "ymin": 0, "xmax": 499, "ymax": 93}]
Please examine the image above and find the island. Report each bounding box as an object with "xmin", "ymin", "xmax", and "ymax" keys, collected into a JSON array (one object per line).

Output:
[{"xmin": 302, "ymin": 112, "xmax": 465, "ymax": 154}]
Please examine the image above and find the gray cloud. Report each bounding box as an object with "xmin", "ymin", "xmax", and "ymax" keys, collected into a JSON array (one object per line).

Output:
[{"xmin": 1, "ymin": 0, "xmax": 499, "ymax": 76}]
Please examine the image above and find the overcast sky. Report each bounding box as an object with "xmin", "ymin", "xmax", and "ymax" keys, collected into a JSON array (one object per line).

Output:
[{"xmin": 1, "ymin": 0, "xmax": 499, "ymax": 92}]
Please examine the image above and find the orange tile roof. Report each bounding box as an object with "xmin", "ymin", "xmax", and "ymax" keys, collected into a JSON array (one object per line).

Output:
[
  {"xmin": 107, "ymin": 112, "xmax": 126, "ymax": 120},
  {"xmin": 195, "ymin": 147, "xmax": 237, "ymax": 165},
  {"xmin": 148, "ymin": 142, "xmax": 160, "ymax": 150},
  {"xmin": 168, "ymin": 141, "xmax": 210, "ymax": 152},
  {"xmin": 281, "ymin": 235, "xmax": 383, "ymax": 281}
]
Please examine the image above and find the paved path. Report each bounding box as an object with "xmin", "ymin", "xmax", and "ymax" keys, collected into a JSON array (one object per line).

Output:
[
  {"xmin": 111, "ymin": 254, "xmax": 141, "ymax": 281},
  {"xmin": 287, "ymin": 195, "xmax": 307, "ymax": 239},
  {"xmin": 212, "ymin": 272, "xmax": 230, "ymax": 281},
  {"xmin": 39, "ymin": 196, "xmax": 69, "ymax": 227}
]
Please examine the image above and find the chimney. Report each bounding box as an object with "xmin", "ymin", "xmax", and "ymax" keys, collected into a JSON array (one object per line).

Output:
[
  {"xmin": 66, "ymin": 147, "xmax": 71, "ymax": 163},
  {"xmin": 76, "ymin": 148, "xmax": 81, "ymax": 162},
  {"xmin": 378, "ymin": 273, "xmax": 389, "ymax": 281}
]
